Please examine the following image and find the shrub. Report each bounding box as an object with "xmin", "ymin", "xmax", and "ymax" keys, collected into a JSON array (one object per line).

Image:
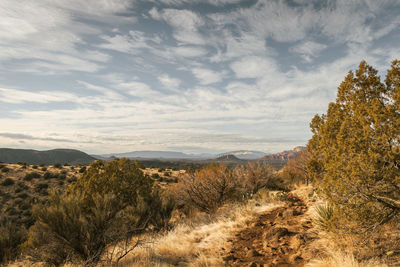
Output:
[
  {"xmin": 67, "ymin": 177, "xmax": 77, "ymax": 183},
  {"xmin": 280, "ymin": 149, "xmax": 311, "ymax": 185},
  {"xmin": 1, "ymin": 167, "xmax": 10, "ymax": 173},
  {"xmin": 0, "ymin": 221, "xmax": 27, "ymax": 264},
  {"xmin": 236, "ymin": 161, "xmax": 286, "ymax": 195},
  {"xmin": 24, "ymin": 158, "xmax": 174, "ymax": 265},
  {"xmin": 41, "ymin": 167, "xmax": 47, "ymax": 171},
  {"xmin": 152, "ymin": 173, "xmax": 160, "ymax": 179},
  {"xmin": 164, "ymin": 171, "xmax": 171, "ymax": 177},
  {"xmin": 53, "ymin": 163, "xmax": 62, "ymax": 169},
  {"xmin": 43, "ymin": 171, "xmax": 58, "ymax": 180},
  {"xmin": 23, "ymin": 172, "xmax": 41, "ymax": 181},
  {"xmin": 1, "ymin": 178, "xmax": 14, "ymax": 186},
  {"xmin": 79, "ymin": 166, "xmax": 86, "ymax": 173},
  {"xmin": 174, "ymin": 163, "xmax": 240, "ymax": 213},
  {"xmin": 34, "ymin": 183, "xmax": 48, "ymax": 192},
  {"xmin": 32, "ymin": 165, "xmax": 38, "ymax": 169},
  {"xmin": 16, "ymin": 182, "xmax": 28, "ymax": 190}
]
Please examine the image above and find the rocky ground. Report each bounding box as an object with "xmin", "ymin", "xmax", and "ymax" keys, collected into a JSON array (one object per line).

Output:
[{"xmin": 223, "ymin": 193, "xmax": 317, "ymax": 267}]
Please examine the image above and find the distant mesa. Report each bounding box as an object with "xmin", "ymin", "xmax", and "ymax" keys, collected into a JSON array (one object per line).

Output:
[
  {"xmin": 0, "ymin": 148, "xmax": 96, "ymax": 165},
  {"xmin": 216, "ymin": 150, "xmax": 266, "ymax": 160},
  {"xmin": 214, "ymin": 154, "xmax": 241, "ymax": 161},
  {"xmin": 262, "ymin": 146, "xmax": 305, "ymax": 161}
]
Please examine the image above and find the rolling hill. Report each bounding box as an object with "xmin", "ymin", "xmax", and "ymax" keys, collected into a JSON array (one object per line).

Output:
[{"xmin": 0, "ymin": 148, "xmax": 96, "ymax": 165}]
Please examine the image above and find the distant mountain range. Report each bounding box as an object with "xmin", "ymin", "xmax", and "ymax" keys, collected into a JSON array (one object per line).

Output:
[
  {"xmin": 0, "ymin": 148, "xmax": 96, "ymax": 165},
  {"xmin": 0, "ymin": 147, "xmax": 305, "ymax": 166},
  {"xmin": 100, "ymin": 150, "xmax": 214, "ymax": 160},
  {"xmin": 100, "ymin": 150, "xmax": 266, "ymax": 160}
]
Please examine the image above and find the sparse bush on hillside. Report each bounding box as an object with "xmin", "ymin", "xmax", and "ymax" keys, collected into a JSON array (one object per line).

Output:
[
  {"xmin": 24, "ymin": 158, "xmax": 174, "ymax": 266},
  {"xmin": 1, "ymin": 178, "xmax": 15, "ymax": 186},
  {"xmin": 41, "ymin": 167, "xmax": 47, "ymax": 171},
  {"xmin": 53, "ymin": 163, "xmax": 62, "ymax": 169},
  {"xmin": 1, "ymin": 167, "xmax": 10, "ymax": 173},
  {"xmin": 79, "ymin": 166, "xmax": 86, "ymax": 173},
  {"xmin": 23, "ymin": 172, "xmax": 41, "ymax": 181}
]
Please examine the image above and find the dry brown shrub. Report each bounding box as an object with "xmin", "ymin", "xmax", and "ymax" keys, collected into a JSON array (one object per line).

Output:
[{"xmin": 173, "ymin": 163, "xmax": 240, "ymax": 213}]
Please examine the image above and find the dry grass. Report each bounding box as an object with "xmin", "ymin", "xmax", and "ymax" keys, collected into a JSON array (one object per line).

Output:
[
  {"xmin": 290, "ymin": 185, "xmax": 391, "ymax": 267},
  {"xmin": 307, "ymin": 250, "xmax": 388, "ymax": 267},
  {"xmin": 118, "ymin": 197, "xmax": 280, "ymax": 267}
]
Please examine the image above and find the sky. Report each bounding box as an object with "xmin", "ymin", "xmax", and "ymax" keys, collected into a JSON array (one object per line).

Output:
[{"xmin": 1, "ymin": 0, "xmax": 400, "ymax": 154}]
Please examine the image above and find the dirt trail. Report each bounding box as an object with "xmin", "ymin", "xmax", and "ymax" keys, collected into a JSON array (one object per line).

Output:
[{"xmin": 223, "ymin": 194, "xmax": 316, "ymax": 266}]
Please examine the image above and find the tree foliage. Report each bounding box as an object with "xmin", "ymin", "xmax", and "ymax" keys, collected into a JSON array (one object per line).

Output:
[{"xmin": 307, "ymin": 60, "xmax": 400, "ymax": 230}]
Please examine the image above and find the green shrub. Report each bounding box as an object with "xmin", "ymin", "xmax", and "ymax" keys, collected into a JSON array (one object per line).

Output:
[
  {"xmin": 32, "ymin": 165, "xmax": 38, "ymax": 169},
  {"xmin": 152, "ymin": 173, "xmax": 160, "ymax": 179},
  {"xmin": 1, "ymin": 167, "xmax": 10, "ymax": 173},
  {"xmin": 43, "ymin": 171, "xmax": 58, "ymax": 180},
  {"xmin": 24, "ymin": 159, "xmax": 174, "ymax": 266},
  {"xmin": 53, "ymin": 163, "xmax": 62, "ymax": 169},
  {"xmin": 78, "ymin": 166, "xmax": 86, "ymax": 173},
  {"xmin": 34, "ymin": 183, "xmax": 48, "ymax": 192},
  {"xmin": 16, "ymin": 182, "xmax": 28, "ymax": 190},
  {"xmin": 41, "ymin": 167, "xmax": 47, "ymax": 171},
  {"xmin": 1, "ymin": 178, "xmax": 14, "ymax": 186},
  {"xmin": 23, "ymin": 172, "xmax": 41, "ymax": 181}
]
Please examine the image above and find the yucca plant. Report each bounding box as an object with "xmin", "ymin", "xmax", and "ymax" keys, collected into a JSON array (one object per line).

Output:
[{"xmin": 314, "ymin": 203, "xmax": 335, "ymax": 231}]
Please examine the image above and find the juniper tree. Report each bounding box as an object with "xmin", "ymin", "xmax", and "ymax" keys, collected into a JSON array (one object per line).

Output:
[{"xmin": 307, "ymin": 60, "xmax": 400, "ymax": 230}]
